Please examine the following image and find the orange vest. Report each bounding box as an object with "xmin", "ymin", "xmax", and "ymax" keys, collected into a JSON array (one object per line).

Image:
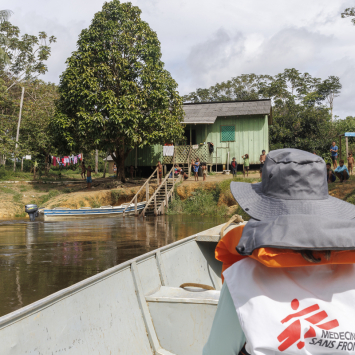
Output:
[{"xmin": 215, "ymin": 225, "xmax": 355, "ymax": 281}]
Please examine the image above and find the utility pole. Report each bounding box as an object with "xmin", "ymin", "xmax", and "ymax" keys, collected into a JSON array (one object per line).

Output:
[{"xmin": 14, "ymin": 87, "xmax": 25, "ymax": 172}]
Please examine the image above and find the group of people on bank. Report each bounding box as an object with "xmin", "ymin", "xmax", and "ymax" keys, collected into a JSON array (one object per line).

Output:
[
  {"xmin": 230, "ymin": 150, "xmax": 266, "ymax": 179},
  {"xmin": 326, "ymin": 141, "xmax": 354, "ymax": 183}
]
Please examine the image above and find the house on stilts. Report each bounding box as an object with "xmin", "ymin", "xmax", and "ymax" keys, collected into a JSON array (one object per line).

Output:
[{"xmin": 105, "ymin": 99, "xmax": 272, "ymax": 175}]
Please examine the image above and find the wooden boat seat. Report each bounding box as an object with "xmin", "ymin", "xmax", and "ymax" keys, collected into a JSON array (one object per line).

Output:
[
  {"xmin": 145, "ymin": 286, "xmax": 219, "ymax": 305},
  {"xmin": 146, "ymin": 286, "xmax": 220, "ymax": 355}
]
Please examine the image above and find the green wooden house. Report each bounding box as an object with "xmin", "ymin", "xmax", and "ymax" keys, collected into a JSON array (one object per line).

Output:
[{"xmin": 125, "ymin": 99, "xmax": 272, "ymax": 171}]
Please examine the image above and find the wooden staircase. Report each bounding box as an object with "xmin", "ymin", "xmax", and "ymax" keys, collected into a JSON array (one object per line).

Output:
[
  {"xmin": 123, "ymin": 167, "xmax": 158, "ymax": 216},
  {"xmin": 142, "ymin": 166, "xmax": 181, "ymax": 217}
]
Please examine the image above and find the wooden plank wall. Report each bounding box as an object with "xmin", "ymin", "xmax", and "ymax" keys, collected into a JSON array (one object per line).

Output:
[
  {"xmin": 193, "ymin": 115, "xmax": 269, "ymax": 165},
  {"xmin": 125, "ymin": 115, "xmax": 269, "ymax": 166}
]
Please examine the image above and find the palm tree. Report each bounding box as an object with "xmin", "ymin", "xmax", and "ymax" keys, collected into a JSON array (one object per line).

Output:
[{"xmin": 0, "ymin": 10, "xmax": 13, "ymax": 64}]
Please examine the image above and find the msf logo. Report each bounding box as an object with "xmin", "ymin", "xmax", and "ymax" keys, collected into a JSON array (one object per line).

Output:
[{"xmin": 277, "ymin": 299, "xmax": 339, "ymax": 351}]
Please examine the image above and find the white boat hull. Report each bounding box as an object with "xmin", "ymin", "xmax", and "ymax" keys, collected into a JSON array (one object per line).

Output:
[
  {"xmin": 40, "ymin": 202, "xmax": 146, "ymax": 221},
  {"xmin": 0, "ymin": 223, "xmax": 242, "ymax": 355}
]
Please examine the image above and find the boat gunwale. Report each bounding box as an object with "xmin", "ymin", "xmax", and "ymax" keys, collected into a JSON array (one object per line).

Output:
[{"xmin": 0, "ymin": 234, "xmax": 197, "ymax": 329}]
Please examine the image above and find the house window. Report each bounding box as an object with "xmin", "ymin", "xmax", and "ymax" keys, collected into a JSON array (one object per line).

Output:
[{"xmin": 221, "ymin": 125, "xmax": 235, "ymax": 142}]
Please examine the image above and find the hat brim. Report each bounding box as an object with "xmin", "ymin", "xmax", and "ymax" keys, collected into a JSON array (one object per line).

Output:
[{"xmin": 230, "ymin": 182, "xmax": 355, "ymax": 221}]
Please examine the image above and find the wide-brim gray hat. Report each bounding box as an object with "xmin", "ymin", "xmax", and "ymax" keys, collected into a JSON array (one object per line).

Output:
[{"xmin": 231, "ymin": 148, "xmax": 355, "ymax": 221}]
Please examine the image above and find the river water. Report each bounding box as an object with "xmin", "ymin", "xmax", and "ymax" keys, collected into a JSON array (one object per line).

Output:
[{"xmin": 0, "ymin": 215, "xmax": 225, "ymax": 318}]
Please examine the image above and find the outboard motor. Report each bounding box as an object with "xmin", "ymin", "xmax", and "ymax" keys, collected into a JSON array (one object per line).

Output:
[{"xmin": 25, "ymin": 204, "xmax": 39, "ymax": 222}]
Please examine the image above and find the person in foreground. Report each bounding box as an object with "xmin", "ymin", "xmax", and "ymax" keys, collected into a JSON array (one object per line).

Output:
[
  {"xmin": 203, "ymin": 148, "xmax": 355, "ymax": 355},
  {"xmin": 334, "ymin": 159, "xmax": 349, "ymax": 183}
]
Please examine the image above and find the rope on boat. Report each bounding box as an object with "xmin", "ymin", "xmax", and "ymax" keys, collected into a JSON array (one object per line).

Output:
[
  {"xmin": 180, "ymin": 283, "xmax": 216, "ymax": 291},
  {"xmin": 219, "ymin": 214, "xmax": 244, "ymax": 240}
]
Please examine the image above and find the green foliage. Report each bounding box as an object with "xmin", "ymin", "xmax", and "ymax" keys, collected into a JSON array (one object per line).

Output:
[
  {"xmin": 0, "ymin": 18, "xmax": 56, "ymax": 80},
  {"xmin": 168, "ymin": 188, "xmax": 228, "ymax": 217},
  {"xmin": 12, "ymin": 192, "xmax": 22, "ymax": 203},
  {"xmin": 0, "ymin": 185, "xmax": 15, "ymax": 193},
  {"xmin": 52, "ymin": 0, "xmax": 184, "ymax": 182},
  {"xmin": 270, "ymin": 99, "xmax": 332, "ymax": 153},
  {"xmin": 0, "ymin": 14, "xmax": 57, "ymax": 170},
  {"xmin": 342, "ymin": 7, "xmax": 355, "ymax": 25},
  {"xmin": 184, "ymin": 68, "xmax": 345, "ymax": 157},
  {"xmin": 90, "ymin": 200, "xmax": 101, "ymax": 208},
  {"xmin": 36, "ymin": 190, "xmax": 61, "ymax": 206},
  {"xmin": 111, "ymin": 189, "xmax": 123, "ymax": 203},
  {"xmin": 235, "ymin": 205, "xmax": 251, "ymax": 221},
  {"xmin": 0, "ymin": 10, "xmax": 13, "ymax": 64},
  {"xmin": 183, "ymin": 73, "xmax": 272, "ymax": 102}
]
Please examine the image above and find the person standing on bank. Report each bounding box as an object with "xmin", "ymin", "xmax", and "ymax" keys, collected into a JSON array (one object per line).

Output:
[
  {"xmin": 202, "ymin": 163, "xmax": 207, "ymax": 181},
  {"xmin": 259, "ymin": 150, "xmax": 266, "ymax": 178},
  {"xmin": 242, "ymin": 154, "xmax": 249, "ymax": 178},
  {"xmin": 86, "ymin": 165, "xmax": 94, "ymax": 189},
  {"xmin": 231, "ymin": 157, "xmax": 237, "ymax": 178},
  {"xmin": 157, "ymin": 161, "xmax": 163, "ymax": 185},
  {"xmin": 81, "ymin": 161, "xmax": 86, "ymax": 179},
  {"xmin": 194, "ymin": 158, "xmax": 200, "ymax": 181},
  {"xmin": 330, "ymin": 141, "xmax": 338, "ymax": 169},
  {"xmin": 203, "ymin": 149, "xmax": 355, "ymax": 355}
]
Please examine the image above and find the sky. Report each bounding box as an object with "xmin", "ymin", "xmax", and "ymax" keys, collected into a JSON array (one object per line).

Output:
[{"xmin": 5, "ymin": 0, "xmax": 355, "ymax": 118}]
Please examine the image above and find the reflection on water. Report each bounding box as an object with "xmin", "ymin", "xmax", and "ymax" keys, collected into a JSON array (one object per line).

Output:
[{"xmin": 0, "ymin": 215, "xmax": 225, "ymax": 317}]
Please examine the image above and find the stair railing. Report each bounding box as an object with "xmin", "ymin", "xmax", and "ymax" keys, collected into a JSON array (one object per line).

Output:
[
  {"xmin": 141, "ymin": 166, "xmax": 175, "ymax": 217},
  {"xmin": 123, "ymin": 167, "xmax": 158, "ymax": 216},
  {"xmin": 157, "ymin": 174, "xmax": 181, "ymax": 215}
]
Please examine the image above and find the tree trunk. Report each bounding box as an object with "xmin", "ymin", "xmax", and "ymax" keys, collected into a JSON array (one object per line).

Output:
[
  {"xmin": 109, "ymin": 144, "xmax": 132, "ymax": 184},
  {"xmin": 103, "ymin": 155, "xmax": 107, "ymax": 178},
  {"xmin": 331, "ymin": 105, "xmax": 333, "ymax": 121},
  {"xmin": 21, "ymin": 157, "xmax": 23, "ymax": 172},
  {"xmin": 33, "ymin": 166, "xmax": 36, "ymax": 180},
  {"xmin": 95, "ymin": 149, "xmax": 98, "ymax": 174},
  {"xmin": 44, "ymin": 155, "xmax": 48, "ymax": 176}
]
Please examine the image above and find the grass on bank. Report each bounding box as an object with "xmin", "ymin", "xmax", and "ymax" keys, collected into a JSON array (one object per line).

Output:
[
  {"xmin": 167, "ymin": 177, "xmax": 260, "ymax": 219},
  {"xmin": 0, "ymin": 165, "xmax": 104, "ymax": 182}
]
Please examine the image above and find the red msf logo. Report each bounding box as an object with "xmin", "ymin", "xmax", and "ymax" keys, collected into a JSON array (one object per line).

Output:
[{"xmin": 277, "ymin": 299, "xmax": 339, "ymax": 351}]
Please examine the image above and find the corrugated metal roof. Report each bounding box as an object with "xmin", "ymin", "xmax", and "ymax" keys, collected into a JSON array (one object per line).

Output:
[{"xmin": 183, "ymin": 100, "xmax": 271, "ymax": 124}]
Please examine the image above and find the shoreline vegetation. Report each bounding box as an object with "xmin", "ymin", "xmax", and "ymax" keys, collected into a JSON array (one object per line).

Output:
[
  {"xmin": 1, "ymin": 172, "xmax": 355, "ymax": 220},
  {"xmin": 168, "ymin": 178, "xmax": 257, "ymax": 220}
]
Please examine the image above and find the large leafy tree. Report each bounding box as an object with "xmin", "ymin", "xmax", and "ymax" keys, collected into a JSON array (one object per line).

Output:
[
  {"xmin": 0, "ymin": 14, "xmax": 56, "ymax": 167},
  {"xmin": 184, "ymin": 69, "xmax": 340, "ymax": 155},
  {"xmin": 52, "ymin": 0, "xmax": 184, "ymax": 182},
  {"xmin": 0, "ymin": 10, "xmax": 12, "ymax": 64},
  {"xmin": 19, "ymin": 80, "xmax": 59, "ymax": 172},
  {"xmin": 0, "ymin": 17, "xmax": 56, "ymax": 89},
  {"xmin": 270, "ymin": 98, "xmax": 332, "ymax": 154},
  {"xmin": 183, "ymin": 74, "xmax": 272, "ymax": 103},
  {"xmin": 317, "ymin": 76, "xmax": 342, "ymax": 120}
]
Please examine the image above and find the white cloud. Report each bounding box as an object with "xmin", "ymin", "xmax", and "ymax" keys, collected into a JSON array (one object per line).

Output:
[{"xmin": 4, "ymin": 0, "xmax": 355, "ymax": 117}]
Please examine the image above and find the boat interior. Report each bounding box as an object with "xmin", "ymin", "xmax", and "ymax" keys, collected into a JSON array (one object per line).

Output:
[{"xmin": 0, "ymin": 222, "xmax": 243, "ymax": 355}]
